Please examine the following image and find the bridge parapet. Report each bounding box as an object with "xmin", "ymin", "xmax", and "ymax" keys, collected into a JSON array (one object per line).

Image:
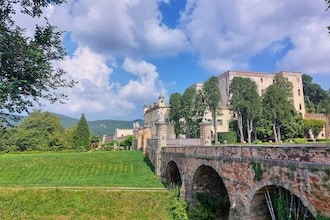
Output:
[
  {"xmin": 161, "ymin": 144, "xmax": 330, "ymax": 219},
  {"xmin": 162, "ymin": 144, "xmax": 329, "ymax": 164}
]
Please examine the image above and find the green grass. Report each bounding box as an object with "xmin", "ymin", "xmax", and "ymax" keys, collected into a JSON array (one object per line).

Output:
[
  {"xmin": 0, "ymin": 150, "xmax": 163, "ymax": 187},
  {"xmin": 0, "ymin": 188, "xmax": 173, "ymax": 219},
  {"xmin": 0, "ymin": 151, "xmax": 175, "ymax": 219}
]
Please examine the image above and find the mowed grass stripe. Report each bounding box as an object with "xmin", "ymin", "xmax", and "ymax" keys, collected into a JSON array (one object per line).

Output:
[
  {"xmin": 0, "ymin": 151, "xmax": 163, "ymax": 187},
  {"xmin": 0, "ymin": 188, "xmax": 172, "ymax": 220}
]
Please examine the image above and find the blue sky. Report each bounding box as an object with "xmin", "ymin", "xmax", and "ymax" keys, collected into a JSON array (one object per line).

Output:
[{"xmin": 15, "ymin": 0, "xmax": 330, "ymax": 121}]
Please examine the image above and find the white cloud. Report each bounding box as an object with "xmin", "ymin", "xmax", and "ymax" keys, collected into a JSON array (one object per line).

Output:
[
  {"xmin": 44, "ymin": 49, "xmax": 165, "ymax": 120},
  {"xmin": 277, "ymin": 18, "xmax": 330, "ymax": 74},
  {"xmin": 180, "ymin": 0, "xmax": 330, "ymax": 74},
  {"xmin": 51, "ymin": 0, "xmax": 188, "ymax": 56}
]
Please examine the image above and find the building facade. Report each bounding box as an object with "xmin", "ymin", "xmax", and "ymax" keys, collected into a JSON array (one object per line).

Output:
[{"xmin": 139, "ymin": 70, "xmax": 313, "ymax": 141}]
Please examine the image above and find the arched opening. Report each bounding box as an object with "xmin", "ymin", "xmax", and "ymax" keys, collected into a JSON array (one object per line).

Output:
[
  {"xmin": 165, "ymin": 161, "xmax": 182, "ymax": 188},
  {"xmin": 250, "ymin": 185, "xmax": 315, "ymax": 220},
  {"xmin": 191, "ymin": 165, "xmax": 230, "ymax": 219}
]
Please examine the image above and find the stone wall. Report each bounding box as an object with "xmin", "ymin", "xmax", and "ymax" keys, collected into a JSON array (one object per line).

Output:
[{"xmin": 161, "ymin": 144, "xmax": 330, "ymax": 219}]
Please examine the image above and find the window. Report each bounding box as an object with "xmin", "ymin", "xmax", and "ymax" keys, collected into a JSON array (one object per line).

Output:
[
  {"xmin": 260, "ymin": 78, "xmax": 263, "ymax": 83},
  {"xmin": 217, "ymin": 119, "xmax": 223, "ymax": 126},
  {"xmin": 261, "ymin": 89, "xmax": 264, "ymax": 95},
  {"xmin": 299, "ymin": 104, "xmax": 302, "ymax": 110},
  {"xmin": 298, "ymin": 89, "xmax": 301, "ymax": 96}
]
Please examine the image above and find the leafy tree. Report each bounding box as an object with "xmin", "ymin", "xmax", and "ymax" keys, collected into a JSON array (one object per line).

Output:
[
  {"xmin": 182, "ymin": 87, "xmax": 196, "ymax": 138},
  {"xmin": 202, "ymin": 76, "xmax": 221, "ymax": 143},
  {"xmin": 230, "ymin": 77, "xmax": 262, "ymax": 143},
  {"xmin": 255, "ymin": 118, "xmax": 273, "ymax": 142},
  {"xmin": 302, "ymin": 74, "xmax": 327, "ymax": 113},
  {"xmin": 182, "ymin": 87, "xmax": 205, "ymax": 138},
  {"xmin": 0, "ymin": 0, "xmax": 75, "ymax": 124},
  {"xmin": 2, "ymin": 110, "xmax": 67, "ymax": 151},
  {"xmin": 281, "ymin": 113, "xmax": 304, "ymax": 140},
  {"xmin": 73, "ymin": 113, "xmax": 90, "ymax": 150},
  {"xmin": 303, "ymin": 119, "xmax": 326, "ymax": 140},
  {"xmin": 169, "ymin": 93, "xmax": 183, "ymax": 138},
  {"xmin": 191, "ymin": 90, "xmax": 205, "ymax": 138},
  {"xmin": 263, "ymin": 75, "xmax": 296, "ymax": 142},
  {"xmin": 120, "ymin": 135, "xmax": 133, "ymax": 150}
]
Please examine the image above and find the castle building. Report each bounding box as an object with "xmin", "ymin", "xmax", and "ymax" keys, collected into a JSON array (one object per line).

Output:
[
  {"xmin": 207, "ymin": 70, "xmax": 306, "ymax": 133},
  {"xmin": 138, "ymin": 70, "xmax": 325, "ymax": 142},
  {"xmin": 143, "ymin": 95, "xmax": 175, "ymax": 139}
]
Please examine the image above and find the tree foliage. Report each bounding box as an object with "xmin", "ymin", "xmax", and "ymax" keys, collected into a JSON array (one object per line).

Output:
[
  {"xmin": 302, "ymin": 74, "xmax": 328, "ymax": 113},
  {"xmin": 202, "ymin": 76, "xmax": 221, "ymax": 143},
  {"xmin": 169, "ymin": 93, "xmax": 183, "ymax": 138},
  {"xmin": 263, "ymin": 75, "xmax": 296, "ymax": 142},
  {"xmin": 0, "ymin": 0, "xmax": 75, "ymax": 124},
  {"xmin": 303, "ymin": 119, "xmax": 326, "ymax": 140},
  {"xmin": 73, "ymin": 113, "xmax": 90, "ymax": 150},
  {"xmin": 0, "ymin": 110, "xmax": 69, "ymax": 151},
  {"xmin": 182, "ymin": 87, "xmax": 205, "ymax": 138},
  {"xmin": 230, "ymin": 77, "xmax": 262, "ymax": 143}
]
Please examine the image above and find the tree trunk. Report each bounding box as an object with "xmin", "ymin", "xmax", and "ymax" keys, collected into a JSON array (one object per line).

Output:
[
  {"xmin": 238, "ymin": 112, "xmax": 244, "ymax": 143},
  {"xmin": 273, "ymin": 121, "xmax": 278, "ymax": 142},
  {"xmin": 212, "ymin": 112, "xmax": 218, "ymax": 144},
  {"xmin": 185, "ymin": 118, "xmax": 191, "ymax": 138},
  {"xmin": 247, "ymin": 117, "xmax": 253, "ymax": 144},
  {"xmin": 276, "ymin": 124, "xmax": 281, "ymax": 142}
]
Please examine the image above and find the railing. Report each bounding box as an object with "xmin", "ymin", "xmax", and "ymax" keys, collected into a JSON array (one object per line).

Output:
[{"xmin": 162, "ymin": 144, "xmax": 330, "ymax": 164}]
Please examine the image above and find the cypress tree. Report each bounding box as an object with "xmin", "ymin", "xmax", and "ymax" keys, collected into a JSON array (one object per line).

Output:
[{"xmin": 73, "ymin": 113, "xmax": 90, "ymax": 150}]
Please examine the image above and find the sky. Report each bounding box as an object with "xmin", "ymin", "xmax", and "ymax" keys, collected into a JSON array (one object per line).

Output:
[{"xmin": 14, "ymin": 0, "xmax": 330, "ymax": 121}]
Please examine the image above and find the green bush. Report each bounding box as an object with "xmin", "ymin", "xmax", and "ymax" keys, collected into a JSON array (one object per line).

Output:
[
  {"xmin": 252, "ymin": 139, "xmax": 263, "ymax": 144},
  {"xmin": 169, "ymin": 189, "xmax": 188, "ymax": 220},
  {"xmin": 291, "ymin": 138, "xmax": 308, "ymax": 144},
  {"xmin": 316, "ymin": 138, "xmax": 330, "ymax": 143},
  {"xmin": 218, "ymin": 132, "xmax": 237, "ymax": 144}
]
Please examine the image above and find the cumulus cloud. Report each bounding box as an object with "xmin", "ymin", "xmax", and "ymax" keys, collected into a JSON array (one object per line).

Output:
[
  {"xmin": 44, "ymin": 50, "xmax": 165, "ymax": 120},
  {"xmin": 180, "ymin": 0, "xmax": 330, "ymax": 74},
  {"xmin": 51, "ymin": 0, "xmax": 188, "ymax": 57}
]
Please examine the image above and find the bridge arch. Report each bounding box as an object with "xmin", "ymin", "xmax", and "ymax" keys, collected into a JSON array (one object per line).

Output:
[
  {"xmin": 191, "ymin": 164, "xmax": 230, "ymax": 219},
  {"xmin": 249, "ymin": 180, "xmax": 316, "ymax": 219},
  {"xmin": 165, "ymin": 160, "xmax": 182, "ymax": 187}
]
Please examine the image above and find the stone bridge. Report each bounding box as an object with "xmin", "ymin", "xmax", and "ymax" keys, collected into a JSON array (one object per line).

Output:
[{"xmin": 160, "ymin": 144, "xmax": 329, "ymax": 219}]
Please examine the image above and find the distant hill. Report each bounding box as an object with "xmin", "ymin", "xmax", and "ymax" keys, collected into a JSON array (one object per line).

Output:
[{"xmin": 52, "ymin": 113, "xmax": 143, "ymax": 137}]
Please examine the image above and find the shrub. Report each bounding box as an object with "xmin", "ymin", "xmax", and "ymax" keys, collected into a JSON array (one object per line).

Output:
[
  {"xmin": 252, "ymin": 139, "xmax": 263, "ymax": 144},
  {"xmin": 291, "ymin": 138, "xmax": 307, "ymax": 144},
  {"xmin": 218, "ymin": 132, "xmax": 237, "ymax": 144}
]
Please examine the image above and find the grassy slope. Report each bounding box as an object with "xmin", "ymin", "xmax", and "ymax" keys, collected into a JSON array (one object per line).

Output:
[
  {"xmin": 0, "ymin": 151, "xmax": 172, "ymax": 219},
  {"xmin": 0, "ymin": 189, "xmax": 172, "ymax": 220},
  {"xmin": 0, "ymin": 151, "xmax": 162, "ymax": 187}
]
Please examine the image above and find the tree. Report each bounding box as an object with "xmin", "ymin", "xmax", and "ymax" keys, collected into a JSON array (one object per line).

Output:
[
  {"xmin": 181, "ymin": 87, "xmax": 205, "ymax": 138},
  {"xmin": 169, "ymin": 93, "xmax": 183, "ymax": 138},
  {"xmin": 120, "ymin": 135, "xmax": 133, "ymax": 150},
  {"xmin": 1, "ymin": 110, "xmax": 67, "ymax": 151},
  {"xmin": 263, "ymin": 75, "xmax": 296, "ymax": 142},
  {"xmin": 203, "ymin": 76, "xmax": 221, "ymax": 143},
  {"xmin": 73, "ymin": 113, "xmax": 90, "ymax": 150},
  {"xmin": 303, "ymin": 119, "xmax": 326, "ymax": 140},
  {"xmin": 0, "ymin": 0, "xmax": 75, "ymax": 124},
  {"xmin": 230, "ymin": 77, "xmax": 262, "ymax": 143},
  {"xmin": 302, "ymin": 74, "xmax": 327, "ymax": 113}
]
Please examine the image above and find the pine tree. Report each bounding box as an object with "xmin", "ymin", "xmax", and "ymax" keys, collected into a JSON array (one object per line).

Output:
[{"xmin": 73, "ymin": 113, "xmax": 90, "ymax": 150}]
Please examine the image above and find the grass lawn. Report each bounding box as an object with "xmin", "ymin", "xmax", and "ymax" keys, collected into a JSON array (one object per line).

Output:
[
  {"xmin": 0, "ymin": 150, "xmax": 175, "ymax": 219},
  {"xmin": 0, "ymin": 188, "xmax": 173, "ymax": 220},
  {"xmin": 0, "ymin": 150, "xmax": 163, "ymax": 187}
]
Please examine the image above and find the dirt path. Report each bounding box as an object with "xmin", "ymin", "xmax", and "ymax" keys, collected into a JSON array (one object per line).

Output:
[{"xmin": 0, "ymin": 186, "xmax": 168, "ymax": 192}]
